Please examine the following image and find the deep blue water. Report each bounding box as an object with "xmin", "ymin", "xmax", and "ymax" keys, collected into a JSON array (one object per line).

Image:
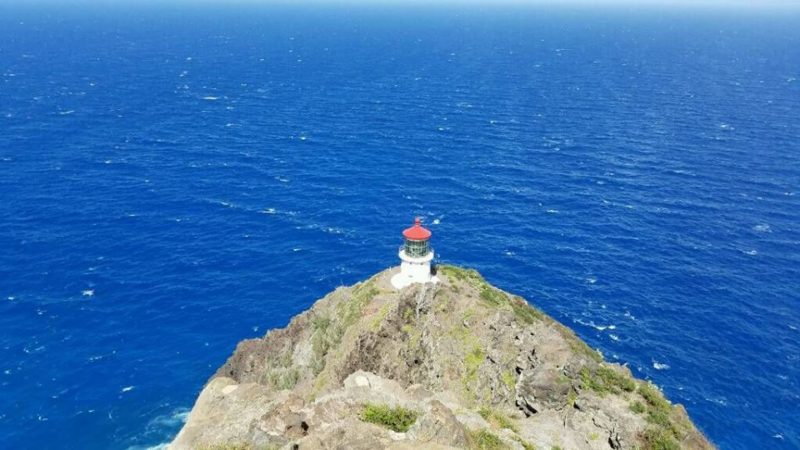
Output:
[{"xmin": 1, "ymin": 3, "xmax": 799, "ymax": 449}]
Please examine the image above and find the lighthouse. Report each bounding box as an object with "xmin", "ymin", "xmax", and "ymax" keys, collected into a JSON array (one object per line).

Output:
[{"xmin": 391, "ymin": 217, "xmax": 439, "ymax": 290}]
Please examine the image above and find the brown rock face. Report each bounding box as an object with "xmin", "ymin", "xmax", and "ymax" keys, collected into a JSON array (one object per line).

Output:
[{"xmin": 171, "ymin": 266, "xmax": 714, "ymax": 450}]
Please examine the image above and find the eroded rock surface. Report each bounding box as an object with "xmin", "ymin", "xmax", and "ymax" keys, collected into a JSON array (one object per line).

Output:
[{"xmin": 171, "ymin": 266, "xmax": 713, "ymax": 450}]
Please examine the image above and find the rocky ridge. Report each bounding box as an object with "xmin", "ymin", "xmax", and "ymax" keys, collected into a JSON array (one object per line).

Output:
[{"xmin": 171, "ymin": 266, "xmax": 713, "ymax": 450}]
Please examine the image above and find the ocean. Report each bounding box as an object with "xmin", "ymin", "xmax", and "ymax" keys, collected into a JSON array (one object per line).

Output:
[{"xmin": 0, "ymin": 3, "xmax": 798, "ymax": 449}]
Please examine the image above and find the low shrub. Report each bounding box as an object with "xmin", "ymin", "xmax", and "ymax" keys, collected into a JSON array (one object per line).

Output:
[{"xmin": 360, "ymin": 403, "xmax": 418, "ymax": 433}]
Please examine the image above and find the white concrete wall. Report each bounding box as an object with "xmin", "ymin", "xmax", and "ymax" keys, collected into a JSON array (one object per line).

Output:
[{"xmin": 391, "ymin": 249, "xmax": 434, "ymax": 289}]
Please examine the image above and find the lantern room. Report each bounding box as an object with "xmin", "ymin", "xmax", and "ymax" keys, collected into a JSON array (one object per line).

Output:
[{"xmin": 402, "ymin": 217, "xmax": 432, "ymax": 257}]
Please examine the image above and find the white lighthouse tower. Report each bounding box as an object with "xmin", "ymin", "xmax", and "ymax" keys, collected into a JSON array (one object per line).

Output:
[{"xmin": 391, "ymin": 217, "xmax": 439, "ymax": 290}]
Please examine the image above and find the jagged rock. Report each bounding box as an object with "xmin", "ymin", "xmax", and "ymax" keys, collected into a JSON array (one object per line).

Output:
[
  {"xmin": 171, "ymin": 266, "xmax": 714, "ymax": 450},
  {"xmin": 407, "ymin": 400, "xmax": 469, "ymax": 447}
]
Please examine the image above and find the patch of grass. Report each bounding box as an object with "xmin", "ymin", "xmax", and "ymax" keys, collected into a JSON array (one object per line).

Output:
[
  {"xmin": 635, "ymin": 382, "xmax": 700, "ymax": 449},
  {"xmin": 309, "ymin": 282, "xmax": 379, "ymax": 375},
  {"xmin": 464, "ymin": 345, "xmax": 485, "ymax": 383},
  {"xmin": 440, "ymin": 266, "xmax": 545, "ymax": 327},
  {"xmin": 478, "ymin": 407, "xmax": 518, "ymax": 432},
  {"xmin": 360, "ymin": 403, "xmax": 418, "ymax": 433},
  {"xmin": 439, "ymin": 266, "xmax": 507, "ymax": 307},
  {"xmin": 641, "ymin": 427, "xmax": 680, "ymax": 450},
  {"xmin": 479, "ymin": 286, "xmax": 507, "ymax": 306},
  {"xmin": 402, "ymin": 323, "xmax": 422, "ymax": 349},
  {"xmin": 513, "ymin": 437, "xmax": 536, "ymax": 450},
  {"xmin": 265, "ymin": 368, "xmax": 299, "ymax": 390},
  {"xmin": 510, "ymin": 296, "xmax": 544, "ymax": 324},
  {"xmin": 311, "ymin": 315, "xmax": 331, "ymax": 332},
  {"xmin": 599, "ymin": 366, "xmax": 636, "ymax": 392},
  {"xmin": 566, "ymin": 388, "xmax": 577, "ymax": 408},
  {"xmin": 501, "ymin": 371, "xmax": 516, "ymax": 391},
  {"xmin": 639, "ymin": 382, "xmax": 671, "ymax": 411},
  {"xmin": 435, "ymin": 292, "xmax": 454, "ymax": 313},
  {"xmin": 579, "ymin": 367, "xmax": 603, "ymax": 393},
  {"xmin": 462, "ymin": 308, "xmax": 478, "ymax": 324},
  {"xmin": 402, "ymin": 304, "xmax": 415, "ymax": 322},
  {"xmin": 370, "ymin": 302, "xmax": 392, "ymax": 330},
  {"xmin": 439, "ymin": 265, "xmax": 487, "ymax": 288},
  {"xmin": 647, "ymin": 407, "xmax": 671, "ymax": 428},
  {"xmin": 310, "ymin": 370, "xmax": 328, "ymax": 399},
  {"xmin": 468, "ymin": 429, "xmax": 508, "ymax": 450},
  {"xmin": 630, "ymin": 400, "xmax": 646, "ymax": 414},
  {"xmin": 580, "ymin": 366, "xmax": 636, "ymax": 395}
]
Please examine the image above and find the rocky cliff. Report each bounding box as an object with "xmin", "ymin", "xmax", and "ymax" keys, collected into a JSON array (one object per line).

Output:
[{"xmin": 171, "ymin": 266, "xmax": 713, "ymax": 450}]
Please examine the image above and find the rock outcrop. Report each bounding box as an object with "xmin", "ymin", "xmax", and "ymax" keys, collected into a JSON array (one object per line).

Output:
[{"xmin": 172, "ymin": 266, "xmax": 713, "ymax": 450}]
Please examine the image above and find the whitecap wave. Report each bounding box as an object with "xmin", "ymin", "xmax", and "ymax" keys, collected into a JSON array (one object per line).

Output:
[
  {"xmin": 652, "ymin": 360, "xmax": 670, "ymax": 370},
  {"xmin": 575, "ymin": 318, "xmax": 615, "ymax": 332},
  {"xmin": 753, "ymin": 224, "xmax": 771, "ymax": 232}
]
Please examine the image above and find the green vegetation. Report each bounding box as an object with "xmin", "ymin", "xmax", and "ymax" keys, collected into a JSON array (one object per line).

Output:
[
  {"xmin": 630, "ymin": 400, "xmax": 646, "ymax": 414},
  {"xmin": 439, "ymin": 265, "xmax": 544, "ymax": 325},
  {"xmin": 309, "ymin": 314, "xmax": 336, "ymax": 375},
  {"xmin": 435, "ymin": 292, "xmax": 454, "ymax": 313},
  {"xmin": 510, "ymin": 296, "xmax": 544, "ymax": 324},
  {"xmin": 464, "ymin": 345, "xmax": 485, "ymax": 384},
  {"xmin": 467, "ymin": 429, "xmax": 508, "ymax": 450},
  {"xmin": 309, "ymin": 281, "xmax": 379, "ymax": 375},
  {"xmin": 501, "ymin": 371, "xmax": 516, "ymax": 391},
  {"xmin": 478, "ymin": 407, "xmax": 518, "ymax": 432},
  {"xmin": 479, "ymin": 285, "xmax": 507, "ymax": 306},
  {"xmin": 635, "ymin": 382, "xmax": 697, "ymax": 450},
  {"xmin": 580, "ymin": 366, "xmax": 636, "ymax": 395},
  {"xmin": 438, "ymin": 265, "xmax": 486, "ymax": 287},
  {"xmin": 639, "ymin": 382, "xmax": 671, "ymax": 411},
  {"xmin": 513, "ymin": 437, "xmax": 536, "ymax": 450},
  {"xmin": 262, "ymin": 345, "xmax": 301, "ymax": 390},
  {"xmin": 370, "ymin": 302, "xmax": 392, "ymax": 330},
  {"xmin": 265, "ymin": 368, "xmax": 299, "ymax": 390},
  {"xmin": 360, "ymin": 403, "xmax": 418, "ymax": 433},
  {"xmin": 566, "ymin": 388, "xmax": 578, "ymax": 408},
  {"xmin": 641, "ymin": 428, "xmax": 680, "ymax": 450}
]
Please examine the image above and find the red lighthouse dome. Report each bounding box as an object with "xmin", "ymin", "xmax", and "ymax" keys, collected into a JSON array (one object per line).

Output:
[{"xmin": 402, "ymin": 217, "xmax": 431, "ymax": 240}]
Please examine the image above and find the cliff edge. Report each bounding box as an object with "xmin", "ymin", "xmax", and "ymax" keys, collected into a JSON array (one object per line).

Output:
[{"xmin": 171, "ymin": 266, "xmax": 713, "ymax": 450}]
